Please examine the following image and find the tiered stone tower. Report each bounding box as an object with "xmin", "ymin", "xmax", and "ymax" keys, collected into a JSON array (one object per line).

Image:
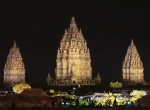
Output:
[
  {"xmin": 3, "ymin": 41, "xmax": 25, "ymax": 87},
  {"xmin": 122, "ymin": 40, "xmax": 145, "ymax": 85},
  {"xmin": 55, "ymin": 17, "xmax": 92, "ymax": 83}
]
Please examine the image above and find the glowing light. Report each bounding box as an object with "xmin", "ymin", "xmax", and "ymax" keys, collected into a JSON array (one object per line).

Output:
[{"xmin": 13, "ymin": 83, "xmax": 31, "ymax": 94}]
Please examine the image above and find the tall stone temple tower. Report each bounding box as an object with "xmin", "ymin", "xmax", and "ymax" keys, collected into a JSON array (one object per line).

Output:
[
  {"xmin": 122, "ymin": 39, "xmax": 145, "ymax": 85},
  {"xmin": 55, "ymin": 17, "xmax": 92, "ymax": 83},
  {"xmin": 3, "ymin": 41, "xmax": 25, "ymax": 87},
  {"xmin": 47, "ymin": 17, "xmax": 100, "ymax": 86}
]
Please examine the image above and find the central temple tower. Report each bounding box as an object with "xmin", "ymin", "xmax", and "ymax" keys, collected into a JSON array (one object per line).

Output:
[{"xmin": 55, "ymin": 17, "xmax": 92, "ymax": 82}]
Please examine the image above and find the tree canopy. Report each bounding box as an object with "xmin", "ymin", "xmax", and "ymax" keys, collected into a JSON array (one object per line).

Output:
[
  {"xmin": 109, "ymin": 81, "xmax": 122, "ymax": 89},
  {"xmin": 13, "ymin": 83, "xmax": 31, "ymax": 94}
]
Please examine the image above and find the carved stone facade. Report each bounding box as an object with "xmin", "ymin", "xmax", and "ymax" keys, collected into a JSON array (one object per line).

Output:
[
  {"xmin": 56, "ymin": 17, "xmax": 92, "ymax": 82},
  {"xmin": 122, "ymin": 40, "xmax": 145, "ymax": 85},
  {"xmin": 47, "ymin": 72, "xmax": 100, "ymax": 86},
  {"xmin": 47, "ymin": 17, "xmax": 100, "ymax": 86},
  {"xmin": 3, "ymin": 41, "xmax": 25, "ymax": 87}
]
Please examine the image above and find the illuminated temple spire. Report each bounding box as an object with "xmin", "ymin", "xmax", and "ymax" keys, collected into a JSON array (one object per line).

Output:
[
  {"xmin": 13, "ymin": 40, "xmax": 17, "ymax": 47},
  {"xmin": 55, "ymin": 17, "xmax": 92, "ymax": 82},
  {"xmin": 70, "ymin": 17, "xmax": 77, "ymax": 27},
  {"xmin": 122, "ymin": 39, "xmax": 145, "ymax": 85},
  {"xmin": 3, "ymin": 41, "xmax": 25, "ymax": 87}
]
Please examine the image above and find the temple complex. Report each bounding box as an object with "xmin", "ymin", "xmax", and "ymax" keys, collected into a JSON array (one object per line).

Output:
[
  {"xmin": 47, "ymin": 17, "xmax": 100, "ymax": 86},
  {"xmin": 3, "ymin": 41, "xmax": 25, "ymax": 87},
  {"xmin": 122, "ymin": 40, "xmax": 146, "ymax": 85}
]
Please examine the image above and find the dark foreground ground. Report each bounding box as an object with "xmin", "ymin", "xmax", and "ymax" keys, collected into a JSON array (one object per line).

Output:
[{"xmin": 0, "ymin": 107, "xmax": 150, "ymax": 110}]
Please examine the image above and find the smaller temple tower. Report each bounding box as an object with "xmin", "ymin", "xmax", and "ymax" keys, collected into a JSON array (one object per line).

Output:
[
  {"xmin": 96, "ymin": 72, "xmax": 101, "ymax": 84},
  {"xmin": 94, "ymin": 72, "xmax": 101, "ymax": 84},
  {"xmin": 46, "ymin": 73, "xmax": 53, "ymax": 85},
  {"xmin": 3, "ymin": 41, "xmax": 25, "ymax": 87},
  {"xmin": 122, "ymin": 39, "xmax": 145, "ymax": 85}
]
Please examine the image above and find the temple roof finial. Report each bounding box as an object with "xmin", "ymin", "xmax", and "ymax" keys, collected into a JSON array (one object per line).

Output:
[
  {"xmin": 131, "ymin": 39, "xmax": 134, "ymax": 46},
  {"xmin": 65, "ymin": 28, "xmax": 67, "ymax": 34},
  {"xmin": 48, "ymin": 73, "xmax": 51, "ymax": 77},
  {"xmin": 79, "ymin": 28, "xmax": 82, "ymax": 33},
  {"xmin": 13, "ymin": 40, "xmax": 17, "ymax": 47},
  {"xmin": 69, "ymin": 17, "xmax": 77, "ymax": 29},
  {"xmin": 71, "ymin": 17, "xmax": 76, "ymax": 24}
]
